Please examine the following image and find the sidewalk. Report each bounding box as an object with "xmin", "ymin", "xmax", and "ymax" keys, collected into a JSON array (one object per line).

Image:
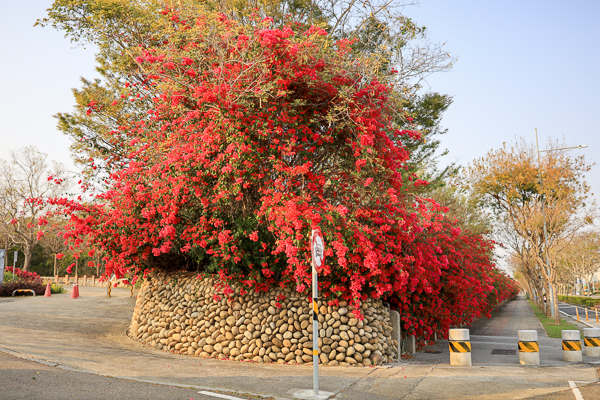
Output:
[
  {"xmin": 410, "ymin": 295, "xmax": 593, "ymax": 367},
  {"xmin": 0, "ymin": 289, "xmax": 598, "ymax": 400}
]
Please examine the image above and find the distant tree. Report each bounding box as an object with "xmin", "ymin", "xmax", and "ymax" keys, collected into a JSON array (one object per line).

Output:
[
  {"xmin": 39, "ymin": 219, "xmax": 70, "ymax": 276},
  {"xmin": 0, "ymin": 147, "xmax": 70, "ymax": 271},
  {"xmin": 556, "ymin": 231, "xmax": 600, "ymax": 295},
  {"xmin": 464, "ymin": 138, "xmax": 596, "ymax": 324}
]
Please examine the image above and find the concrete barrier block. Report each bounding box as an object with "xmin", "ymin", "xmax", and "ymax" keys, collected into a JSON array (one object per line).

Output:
[
  {"xmin": 405, "ymin": 335, "xmax": 416, "ymax": 354},
  {"xmin": 562, "ymin": 330, "xmax": 581, "ymax": 341},
  {"xmin": 449, "ymin": 329, "xmax": 471, "ymax": 366},
  {"xmin": 449, "ymin": 329, "xmax": 470, "ymax": 341},
  {"xmin": 518, "ymin": 330, "xmax": 538, "ymax": 342},
  {"xmin": 518, "ymin": 330, "xmax": 540, "ymax": 366},
  {"xmin": 562, "ymin": 330, "xmax": 582, "ymax": 362},
  {"xmin": 584, "ymin": 328, "xmax": 600, "ymax": 357},
  {"xmin": 389, "ymin": 310, "xmax": 401, "ymax": 358},
  {"xmin": 584, "ymin": 328, "xmax": 600, "ymax": 338}
]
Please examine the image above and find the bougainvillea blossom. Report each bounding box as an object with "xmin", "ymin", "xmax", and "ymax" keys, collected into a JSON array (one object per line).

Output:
[{"xmin": 47, "ymin": 12, "xmax": 516, "ymax": 339}]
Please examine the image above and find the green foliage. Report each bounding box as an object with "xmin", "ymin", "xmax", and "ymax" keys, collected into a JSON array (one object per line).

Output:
[
  {"xmin": 427, "ymin": 181, "xmax": 493, "ymax": 236},
  {"xmin": 401, "ymin": 93, "xmax": 457, "ymax": 189},
  {"xmin": 50, "ymin": 283, "xmax": 67, "ymax": 294},
  {"xmin": 559, "ymin": 295, "xmax": 600, "ymax": 308}
]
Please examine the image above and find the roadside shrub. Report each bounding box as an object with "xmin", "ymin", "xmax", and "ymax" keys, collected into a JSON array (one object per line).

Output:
[
  {"xmin": 558, "ymin": 295, "xmax": 600, "ymax": 308},
  {"xmin": 50, "ymin": 282, "xmax": 66, "ymax": 294},
  {"xmin": 0, "ymin": 281, "xmax": 45, "ymax": 297}
]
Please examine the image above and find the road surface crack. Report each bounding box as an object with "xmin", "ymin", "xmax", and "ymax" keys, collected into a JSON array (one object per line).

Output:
[{"xmin": 399, "ymin": 364, "xmax": 437, "ymax": 400}]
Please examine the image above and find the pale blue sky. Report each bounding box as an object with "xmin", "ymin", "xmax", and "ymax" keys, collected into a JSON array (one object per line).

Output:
[
  {"xmin": 1, "ymin": 1, "xmax": 599, "ymax": 243},
  {"xmin": 408, "ymin": 0, "xmax": 599, "ymax": 191}
]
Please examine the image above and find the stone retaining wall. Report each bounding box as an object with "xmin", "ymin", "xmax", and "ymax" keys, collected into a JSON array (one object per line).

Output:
[{"xmin": 127, "ymin": 273, "xmax": 397, "ymax": 366}]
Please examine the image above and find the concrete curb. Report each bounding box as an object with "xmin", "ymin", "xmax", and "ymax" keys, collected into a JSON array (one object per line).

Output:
[{"xmin": 560, "ymin": 310, "xmax": 598, "ymax": 329}]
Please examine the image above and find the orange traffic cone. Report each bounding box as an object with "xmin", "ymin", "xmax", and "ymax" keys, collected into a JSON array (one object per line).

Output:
[
  {"xmin": 44, "ymin": 282, "xmax": 51, "ymax": 297},
  {"xmin": 70, "ymin": 284, "xmax": 78, "ymax": 299},
  {"xmin": 74, "ymin": 283, "xmax": 80, "ymax": 298}
]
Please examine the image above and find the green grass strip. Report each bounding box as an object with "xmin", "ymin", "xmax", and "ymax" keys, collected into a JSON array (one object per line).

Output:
[{"xmin": 527, "ymin": 300, "xmax": 579, "ymax": 339}]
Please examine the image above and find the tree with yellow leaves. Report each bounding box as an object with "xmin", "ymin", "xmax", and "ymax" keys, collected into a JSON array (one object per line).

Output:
[{"xmin": 464, "ymin": 138, "xmax": 596, "ymax": 324}]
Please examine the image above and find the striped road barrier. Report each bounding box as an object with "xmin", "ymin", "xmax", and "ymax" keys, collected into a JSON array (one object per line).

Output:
[
  {"xmin": 584, "ymin": 328, "xmax": 600, "ymax": 357},
  {"xmin": 562, "ymin": 330, "xmax": 582, "ymax": 362},
  {"xmin": 518, "ymin": 330, "xmax": 540, "ymax": 365},
  {"xmin": 12, "ymin": 289, "xmax": 36, "ymax": 297},
  {"xmin": 586, "ymin": 307, "xmax": 589, "ymax": 322},
  {"xmin": 449, "ymin": 329, "xmax": 471, "ymax": 366}
]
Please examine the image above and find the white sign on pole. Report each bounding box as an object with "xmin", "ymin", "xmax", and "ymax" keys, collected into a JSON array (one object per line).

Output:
[{"xmin": 311, "ymin": 230, "xmax": 324, "ymax": 272}]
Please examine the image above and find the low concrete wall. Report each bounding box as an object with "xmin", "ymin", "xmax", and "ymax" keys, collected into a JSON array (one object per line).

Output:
[
  {"xmin": 127, "ymin": 273, "xmax": 397, "ymax": 366},
  {"xmin": 42, "ymin": 275, "xmax": 107, "ymax": 287}
]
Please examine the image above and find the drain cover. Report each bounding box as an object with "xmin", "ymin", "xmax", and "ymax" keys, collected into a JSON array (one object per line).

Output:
[
  {"xmin": 424, "ymin": 350, "xmax": 441, "ymax": 354},
  {"xmin": 491, "ymin": 349, "xmax": 516, "ymax": 355}
]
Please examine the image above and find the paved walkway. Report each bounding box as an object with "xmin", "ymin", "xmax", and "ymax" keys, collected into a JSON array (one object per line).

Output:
[
  {"xmin": 410, "ymin": 295, "xmax": 586, "ymax": 367},
  {"xmin": 0, "ymin": 289, "xmax": 598, "ymax": 400}
]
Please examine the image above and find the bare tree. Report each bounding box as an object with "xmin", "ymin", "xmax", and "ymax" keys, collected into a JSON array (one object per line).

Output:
[
  {"xmin": 0, "ymin": 147, "xmax": 70, "ymax": 271},
  {"xmin": 556, "ymin": 231, "xmax": 600, "ymax": 295}
]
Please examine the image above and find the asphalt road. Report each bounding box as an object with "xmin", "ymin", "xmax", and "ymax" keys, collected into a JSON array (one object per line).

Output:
[
  {"xmin": 1, "ymin": 289, "xmax": 599, "ymax": 400},
  {"xmin": 558, "ymin": 303, "xmax": 600, "ymax": 328},
  {"xmin": 0, "ymin": 351, "xmax": 268, "ymax": 400}
]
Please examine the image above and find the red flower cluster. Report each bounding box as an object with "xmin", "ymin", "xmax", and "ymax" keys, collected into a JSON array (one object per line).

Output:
[
  {"xmin": 47, "ymin": 13, "xmax": 517, "ymax": 339},
  {"xmin": 4, "ymin": 266, "xmax": 41, "ymax": 283}
]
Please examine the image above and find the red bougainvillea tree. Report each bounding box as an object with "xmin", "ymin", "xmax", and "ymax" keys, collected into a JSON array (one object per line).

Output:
[{"xmin": 48, "ymin": 11, "xmax": 517, "ymax": 338}]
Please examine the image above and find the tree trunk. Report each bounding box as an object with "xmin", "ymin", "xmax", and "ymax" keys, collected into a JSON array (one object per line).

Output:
[
  {"xmin": 53, "ymin": 253, "xmax": 57, "ymax": 276},
  {"xmin": 551, "ymin": 280, "xmax": 560, "ymax": 325},
  {"xmin": 23, "ymin": 244, "xmax": 32, "ymax": 272}
]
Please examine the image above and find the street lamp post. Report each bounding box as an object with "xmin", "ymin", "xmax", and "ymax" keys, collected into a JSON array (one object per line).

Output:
[{"xmin": 535, "ymin": 128, "xmax": 587, "ymax": 318}]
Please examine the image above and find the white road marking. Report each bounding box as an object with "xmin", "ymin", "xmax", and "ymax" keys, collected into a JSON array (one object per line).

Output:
[
  {"xmin": 197, "ymin": 390, "xmax": 247, "ymax": 400},
  {"xmin": 569, "ymin": 380, "xmax": 584, "ymax": 400}
]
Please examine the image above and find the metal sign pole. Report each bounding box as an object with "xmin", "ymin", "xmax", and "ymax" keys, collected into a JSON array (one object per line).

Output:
[
  {"xmin": 13, "ymin": 251, "xmax": 17, "ymax": 281},
  {"xmin": 312, "ymin": 261, "xmax": 319, "ymax": 395},
  {"xmin": 311, "ymin": 229, "xmax": 324, "ymax": 396},
  {"xmin": 0, "ymin": 249, "xmax": 5, "ymax": 284}
]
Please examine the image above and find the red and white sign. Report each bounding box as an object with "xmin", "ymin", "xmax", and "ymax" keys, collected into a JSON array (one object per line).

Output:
[{"xmin": 311, "ymin": 229, "xmax": 324, "ymax": 272}]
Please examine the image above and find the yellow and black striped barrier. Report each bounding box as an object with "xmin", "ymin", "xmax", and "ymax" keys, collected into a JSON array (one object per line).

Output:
[
  {"xmin": 584, "ymin": 328, "xmax": 600, "ymax": 357},
  {"xmin": 107, "ymin": 283, "xmax": 112, "ymax": 298},
  {"xmin": 449, "ymin": 341, "xmax": 471, "ymax": 353},
  {"xmin": 562, "ymin": 330, "xmax": 582, "ymax": 362},
  {"xmin": 518, "ymin": 330, "xmax": 540, "ymax": 365},
  {"xmin": 562, "ymin": 341, "xmax": 582, "ymax": 351},
  {"xmin": 518, "ymin": 341, "xmax": 539, "ymax": 352},
  {"xmin": 449, "ymin": 329, "xmax": 472, "ymax": 366},
  {"xmin": 312, "ymin": 297, "xmax": 319, "ymax": 360}
]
